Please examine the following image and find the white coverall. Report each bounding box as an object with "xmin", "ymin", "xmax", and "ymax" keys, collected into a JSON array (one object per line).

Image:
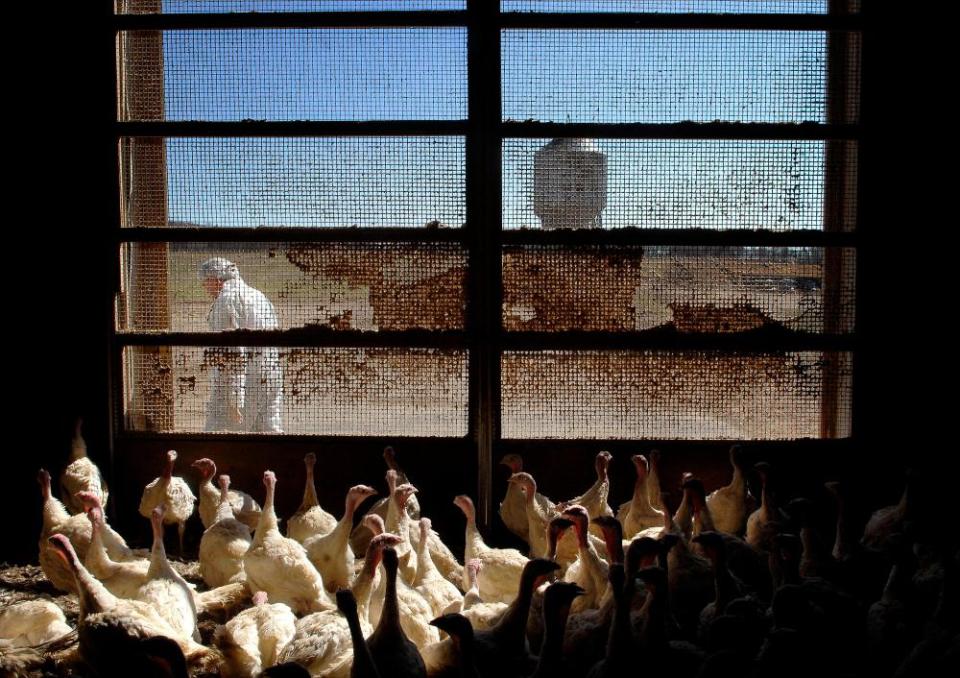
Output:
[{"xmin": 205, "ymin": 276, "xmax": 283, "ymax": 433}]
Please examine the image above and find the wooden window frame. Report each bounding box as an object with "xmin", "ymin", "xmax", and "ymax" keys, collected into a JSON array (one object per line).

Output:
[{"xmin": 110, "ymin": 1, "xmax": 862, "ymax": 526}]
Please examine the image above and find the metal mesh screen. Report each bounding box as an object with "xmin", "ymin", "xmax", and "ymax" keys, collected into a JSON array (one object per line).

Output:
[
  {"xmin": 118, "ymin": 29, "xmax": 467, "ymax": 121},
  {"xmin": 118, "ymin": 1, "xmax": 465, "ymax": 12},
  {"xmin": 118, "ymin": 241, "xmax": 467, "ymax": 333},
  {"xmin": 503, "ymin": 139, "xmax": 857, "ymax": 231},
  {"xmin": 502, "ymin": 30, "xmax": 858, "ymax": 124},
  {"xmin": 120, "ymin": 137, "xmax": 465, "ymax": 229},
  {"xmin": 123, "ymin": 346, "xmax": 468, "ymax": 435},
  {"xmin": 502, "ymin": 245, "xmax": 854, "ymax": 334},
  {"xmin": 501, "ymin": 350, "xmax": 852, "ymax": 439},
  {"xmin": 501, "ymin": 1, "xmax": 832, "ymax": 12}
]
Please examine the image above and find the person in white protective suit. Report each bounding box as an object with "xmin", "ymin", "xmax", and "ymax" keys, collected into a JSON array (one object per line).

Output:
[{"xmin": 198, "ymin": 257, "xmax": 283, "ymax": 433}]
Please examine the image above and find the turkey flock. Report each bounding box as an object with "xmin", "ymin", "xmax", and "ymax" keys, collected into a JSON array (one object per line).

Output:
[{"xmin": 2, "ymin": 426, "xmax": 956, "ymax": 678}]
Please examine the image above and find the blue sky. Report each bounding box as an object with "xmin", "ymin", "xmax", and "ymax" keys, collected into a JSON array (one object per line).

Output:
[{"xmin": 155, "ymin": 1, "xmax": 831, "ymax": 230}]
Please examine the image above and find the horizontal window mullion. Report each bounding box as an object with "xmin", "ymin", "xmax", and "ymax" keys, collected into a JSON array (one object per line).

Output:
[
  {"xmin": 499, "ymin": 13, "xmax": 863, "ymax": 31},
  {"xmin": 501, "ymin": 122, "xmax": 860, "ymax": 141},
  {"xmin": 115, "ymin": 121, "xmax": 469, "ymax": 138},
  {"xmin": 501, "ymin": 229, "xmax": 857, "ymax": 248},
  {"xmin": 113, "ymin": 12, "xmax": 862, "ymax": 33},
  {"xmin": 500, "ymin": 331, "xmax": 856, "ymax": 353},
  {"xmin": 118, "ymin": 227, "xmax": 466, "ymax": 243},
  {"xmin": 114, "ymin": 11, "xmax": 471, "ymax": 31},
  {"xmin": 115, "ymin": 431, "xmax": 470, "ymax": 443},
  {"xmin": 116, "ymin": 330, "xmax": 467, "ymax": 349}
]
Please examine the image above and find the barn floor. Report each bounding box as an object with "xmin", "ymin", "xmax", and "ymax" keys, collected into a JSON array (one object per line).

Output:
[{"xmin": 0, "ymin": 561, "xmax": 224, "ymax": 678}]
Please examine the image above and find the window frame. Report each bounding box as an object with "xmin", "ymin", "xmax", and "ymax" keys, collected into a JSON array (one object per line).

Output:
[{"xmin": 110, "ymin": 1, "xmax": 862, "ymax": 526}]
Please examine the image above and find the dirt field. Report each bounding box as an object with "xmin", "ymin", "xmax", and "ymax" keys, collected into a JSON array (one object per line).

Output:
[{"xmin": 119, "ymin": 246, "xmax": 854, "ymax": 439}]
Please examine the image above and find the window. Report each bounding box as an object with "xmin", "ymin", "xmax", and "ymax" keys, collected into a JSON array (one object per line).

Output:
[{"xmin": 113, "ymin": 1, "xmax": 860, "ymax": 515}]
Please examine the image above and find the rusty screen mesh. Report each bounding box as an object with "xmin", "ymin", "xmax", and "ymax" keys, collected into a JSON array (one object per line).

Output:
[
  {"xmin": 501, "ymin": 1, "xmax": 833, "ymax": 12},
  {"xmin": 501, "ymin": 350, "xmax": 852, "ymax": 439},
  {"xmin": 118, "ymin": 241, "xmax": 467, "ymax": 333},
  {"xmin": 118, "ymin": 28, "xmax": 467, "ymax": 121},
  {"xmin": 117, "ymin": 1, "xmax": 464, "ymax": 12},
  {"xmin": 502, "ymin": 30, "xmax": 858, "ymax": 124},
  {"xmin": 503, "ymin": 245, "xmax": 854, "ymax": 335},
  {"xmin": 120, "ymin": 137, "xmax": 465, "ymax": 229},
  {"xmin": 503, "ymin": 139, "xmax": 857, "ymax": 231},
  {"xmin": 123, "ymin": 346, "xmax": 468, "ymax": 435}
]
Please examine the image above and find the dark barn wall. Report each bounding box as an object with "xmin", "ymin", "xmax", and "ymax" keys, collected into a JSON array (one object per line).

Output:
[{"xmin": 8, "ymin": 3, "xmax": 940, "ymax": 565}]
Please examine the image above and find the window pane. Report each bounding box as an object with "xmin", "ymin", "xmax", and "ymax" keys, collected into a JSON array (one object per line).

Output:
[
  {"xmin": 118, "ymin": 1, "xmax": 464, "ymax": 12},
  {"xmin": 504, "ymin": 138, "xmax": 857, "ymax": 231},
  {"xmin": 501, "ymin": 350, "xmax": 852, "ymax": 439},
  {"xmin": 118, "ymin": 241, "xmax": 467, "ymax": 333},
  {"xmin": 118, "ymin": 28, "xmax": 467, "ymax": 121},
  {"xmin": 501, "ymin": 1, "xmax": 831, "ymax": 12},
  {"xmin": 123, "ymin": 346, "xmax": 468, "ymax": 435},
  {"xmin": 120, "ymin": 137, "xmax": 465, "ymax": 229},
  {"xmin": 503, "ymin": 245, "xmax": 855, "ymax": 334},
  {"xmin": 502, "ymin": 30, "xmax": 848, "ymax": 123}
]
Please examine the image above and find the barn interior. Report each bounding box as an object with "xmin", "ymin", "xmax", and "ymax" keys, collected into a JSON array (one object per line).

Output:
[{"xmin": 4, "ymin": 1, "xmax": 948, "ymax": 677}]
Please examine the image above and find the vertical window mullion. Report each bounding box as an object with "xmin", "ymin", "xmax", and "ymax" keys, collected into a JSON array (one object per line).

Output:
[{"xmin": 467, "ymin": 0, "xmax": 501, "ymax": 527}]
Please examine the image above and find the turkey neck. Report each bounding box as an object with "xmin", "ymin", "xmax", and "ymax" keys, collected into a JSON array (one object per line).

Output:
[
  {"xmin": 215, "ymin": 482, "xmax": 235, "ymax": 523},
  {"xmin": 640, "ymin": 585, "xmax": 667, "ymax": 651},
  {"xmin": 343, "ymin": 601, "xmax": 380, "ymax": 678},
  {"xmin": 692, "ymin": 489, "xmax": 716, "ymax": 534},
  {"xmin": 708, "ymin": 547, "xmax": 737, "ymax": 613},
  {"xmin": 42, "ymin": 492, "xmax": 71, "ymax": 530},
  {"xmin": 413, "ymin": 524, "xmax": 436, "ymax": 587},
  {"xmin": 630, "ymin": 464, "xmax": 655, "ymax": 514},
  {"xmin": 605, "ymin": 578, "xmax": 631, "ymax": 670},
  {"xmin": 299, "ymin": 461, "xmax": 319, "ymax": 511},
  {"xmin": 254, "ymin": 479, "xmax": 279, "ymax": 545},
  {"xmin": 533, "ymin": 600, "xmax": 572, "ymax": 677},
  {"xmin": 86, "ymin": 514, "xmax": 118, "ymax": 577},
  {"xmin": 353, "ymin": 550, "xmax": 382, "ymax": 622},
  {"xmin": 378, "ymin": 554, "xmax": 402, "ymax": 636},
  {"xmin": 59, "ymin": 542, "xmax": 115, "ymax": 619},
  {"xmin": 830, "ymin": 487, "xmax": 852, "ymax": 561},
  {"xmin": 487, "ymin": 562, "xmax": 541, "ymax": 653}
]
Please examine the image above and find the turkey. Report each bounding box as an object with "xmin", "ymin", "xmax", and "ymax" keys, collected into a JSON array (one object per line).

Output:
[
  {"xmin": 46, "ymin": 533, "xmax": 211, "ymax": 673},
  {"xmin": 38, "ymin": 468, "xmax": 91, "ymax": 593},
  {"xmin": 75, "ymin": 490, "xmax": 143, "ymax": 562},
  {"xmin": 508, "ymin": 471, "xmax": 554, "ymax": 558},
  {"xmin": 0, "ymin": 600, "xmax": 72, "ymax": 648},
  {"xmin": 136, "ymin": 505, "xmax": 200, "ymax": 643},
  {"xmin": 277, "ymin": 532, "xmax": 403, "ymax": 677},
  {"xmin": 413, "ymin": 517, "xmax": 463, "ymax": 618},
  {"xmin": 453, "ymin": 494, "xmax": 528, "ymax": 604},
  {"xmin": 498, "ymin": 453, "xmax": 555, "ymax": 543},
  {"xmin": 557, "ymin": 451, "xmax": 614, "ymax": 526},
  {"xmin": 198, "ymin": 474, "xmax": 252, "ymax": 588},
  {"xmin": 745, "ymin": 462, "xmax": 780, "ymax": 551},
  {"xmin": 214, "ymin": 590, "xmax": 296, "ymax": 678},
  {"xmin": 350, "ymin": 446, "xmax": 421, "ymax": 556},
  {"xmin": 84, "ymin": 503, "xmax": 150, "ymax": 598},
  {"xmin": 59, "ymin": 417, "xmax": 108, "ymax": 515},
  {"xmin": 303, "ymin": 483, "xmax": 378, "ymax": 592},
  {"xmin": 336, "ymin": 589, "xmax": 382, "ymax": 678},
  {"xmin": 561, "ymin": 505, "xmax": 609, "ymax": 613},
  {"xmin": 367, "ymin": 547, "xmax": 427, "ymax": 678},
  {"xmin": 286, "ymin": 452, "xmax": 337, "ymax": 544},
  {"xmin": 244, "ymin": 470, "xmax": 333, "ymax": 615},
  {"xmin": 453, "ymin": 558, "xmax": 508, "ymax": 631},
  {"xmin": 529, "ymin": 581, "xmax": 585, "ymax": 678},
  {"xmin": 616, "ymin": 454, "xmax": 664, "ymax": 539},
  {"xmin": 138, "ymin": 450, "xmax": 196, "ymax": 556},
  {"xmin": 705, "ymin": 445, "xmax": 752, "ymax": 536},
  {"xmin": 191, "ymin": 457, "xmax": 260, "ymax": 530}
]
